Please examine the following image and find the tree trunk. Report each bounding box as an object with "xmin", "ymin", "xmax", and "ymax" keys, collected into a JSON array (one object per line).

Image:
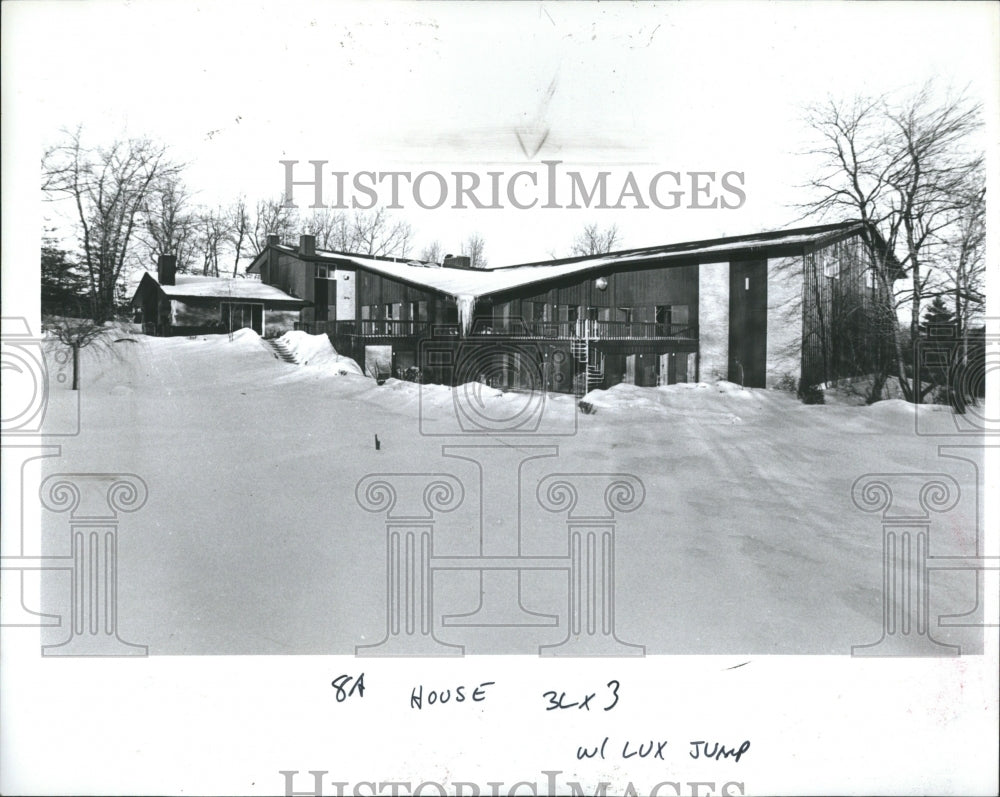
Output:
[{"xmin": 71, "ymin": 342, "xmax": 80, "ymax": 391}]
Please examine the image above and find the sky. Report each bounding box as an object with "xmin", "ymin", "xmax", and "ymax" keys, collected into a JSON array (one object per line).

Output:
[{"xmin": 3, "ymin": 0, "xmax": 997, "ymax": 292}]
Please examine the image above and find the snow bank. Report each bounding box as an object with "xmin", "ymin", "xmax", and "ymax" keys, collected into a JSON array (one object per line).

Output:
[
  {"xmin": 581, "ymin": 381, "xmax": 791, "ymax": 423},
  {"xmin": 277, "ymin": 331, "xmax": 364, "ymax": 375}
]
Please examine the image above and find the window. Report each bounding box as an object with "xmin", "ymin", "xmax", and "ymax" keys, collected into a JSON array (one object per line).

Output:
[
  {"xmin": 617, "ymin": 307, "xmax": 632, "ymax": 323},
  {"xmin": 410, "ymin": 301, "xmax": 427, "ymax": 323},
  {"xmin": 493, "ymin": 301, "xmax": 512, "ymax": 330},
  {"xmin": 655, "ymin": 305, "xmax": 689, "ymax": 335},
  {"xmin": 220, "ymin": 302, "xmax": 263, "ymax": 334},
  {"xmin": 316, "ymin": 265, "xmax": 329, "ymax": 278},
  {"xmin": 823, "ymin": 251, "xmax": 840, "ymax": 279}
]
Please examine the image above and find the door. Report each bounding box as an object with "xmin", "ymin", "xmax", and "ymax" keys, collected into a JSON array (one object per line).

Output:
[
  {"xmin": 222, "ymin": 302, "xmax": 263, "ymax": 335},
  {"xmin": 728, "ymin": 260, "xmax": 767, "ymax": 387},
  {"xmin": 625, "ymin": 354, "xmax": 636, "ymax": 384},
  {"xmin": 313, "ymin": 278, "xmax": 327, "ymax": 322}
]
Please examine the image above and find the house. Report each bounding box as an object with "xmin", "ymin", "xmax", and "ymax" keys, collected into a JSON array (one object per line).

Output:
[
  {"xmin": 247, "ymin": 221, "xmax": 895, "ymax": 392},
  {"xmin": 132, "ymin": 255, "xmax": 308, "ymax": 337}
]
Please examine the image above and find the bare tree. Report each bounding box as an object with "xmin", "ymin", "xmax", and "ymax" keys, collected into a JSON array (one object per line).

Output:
[
  {"xmin": 141, "ymin": 175, "xmax": 197, "ymax": 272},
  {"xmin": 419, "ymin": 240, "xmax": 444, "ymax": 264},
  {"xmin": 303, "ymin": 208, "xmax": 351, "ymax": 250},
  {"xmin": 926, "ymin": 169, "xmax": 986, "ymax": 374},
  {"xmin": 228, "ymin": 197, "xmax": 251, "ymax": 277},
  {"xmin": 43, "ymin": 127, "xmax": 182, "ymax": 323},
  {"xmin": 798, "ymin": 85, "xmax": 983, "ymax": 401},
  {"xmin": 42, "ymin": 318, "xmax": 114, "ymax": 391},
  {"xmin": 197, "ymin": 207, "xmax": 228, "ymax": 277},
  {"xmin": 571, "ymin": 223, "xmax": 621, "ymax": 256},
  {"xmin": 462, "ymin": 233, "xmax": 488, "ymax": 268},
  {"xmin": 885, "ymin": 86, "xmax": 983, "ymax": 346},
  {"xmin": 251, "ymin": 197, "xmax": 300, "ymax": 254},
  {"xmin": 351, "ymin": 209, "xmax": 413, "ymax": 257}
]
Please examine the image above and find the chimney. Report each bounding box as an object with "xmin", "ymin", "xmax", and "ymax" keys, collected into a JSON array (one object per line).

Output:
[
  {"xmin": 156, "ymin": 254, "xmax": 177, "ymax": 286},
  {"xmin": 443, "ymin": 254, "xmax": 471, "ymax": 269},
  {"xmin": 298, "ymin": 234, "xmax": 316, "ymax": 257},
  {"xmin": 266, "ymin": 234, "xmax": 280, "ymax": 247}
]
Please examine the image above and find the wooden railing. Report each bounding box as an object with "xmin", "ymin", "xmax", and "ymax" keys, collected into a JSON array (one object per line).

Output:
[
  {"xmin": 296, "ymin": 320, "xmax": 430, "ymax": 337},
  {"xmin": 471, "ymin": 320, "xmax": 697, "ymax": 340},
  {"xmin": 296, "ymin": 319, "xmax": 696, "ymax": 340}
]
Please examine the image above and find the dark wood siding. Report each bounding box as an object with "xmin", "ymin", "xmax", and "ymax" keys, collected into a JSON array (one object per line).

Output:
[
  {"xmin": 497, "ymin": 262, "xmax": 699, "ymax": 324},
  {"xmin": 800, "ymin": 233, "xmax": 881, "ymax": 385},
  {"xmin": 354, "ymin": 267, "xmax": 453, "ymax": 324},
  {"xmin": 728, "ymin": 259, "xmax": 768, "ymax": 387},
  {"xmin": 355, "ymin": 268, "xmax": 440, "ymax": 307}
]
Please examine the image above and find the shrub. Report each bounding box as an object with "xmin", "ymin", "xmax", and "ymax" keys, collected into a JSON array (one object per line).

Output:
[
  {"xmin": 774, "ymin": 373, "xmax": 798, "ymax": 392},
  {"xmin": 797, "ymin": 381, "xmax": 825, "ymax": 405}
]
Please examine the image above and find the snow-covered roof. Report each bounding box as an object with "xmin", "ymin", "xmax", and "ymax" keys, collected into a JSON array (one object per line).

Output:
[
  {"xmin": 137, "ymin": 273, "xmax": 307, "ymax": 305},
  {"xmin": 284, "ymin": 220, "xmax": 865, "ymax": 302}
]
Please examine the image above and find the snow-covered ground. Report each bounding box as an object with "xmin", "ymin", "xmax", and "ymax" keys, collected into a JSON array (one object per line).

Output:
[{"xmin": 38, "ymin": 329, "xmax": 985, "ymax": 655}]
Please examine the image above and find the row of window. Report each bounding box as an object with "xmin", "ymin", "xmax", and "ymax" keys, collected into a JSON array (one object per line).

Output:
[
  {"xmin": 360, "ymin": 302, "xmax": 429, "ymax": 322},
  {"xmin": 357, "ymin": 301, "xmax": 691, "ymax": 327},
  {"xmin": 511, "ymin": 302, "xmax": 690, "ymax": 326}
]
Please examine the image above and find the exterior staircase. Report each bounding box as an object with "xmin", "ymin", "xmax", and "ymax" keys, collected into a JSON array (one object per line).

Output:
[
  {"xmin": 264, "ymin": 338, "xmax": 299, "ymax": 364},
  {"xmin": 570, "ymin": 338, "xmax": 604, "ymax": 397}
]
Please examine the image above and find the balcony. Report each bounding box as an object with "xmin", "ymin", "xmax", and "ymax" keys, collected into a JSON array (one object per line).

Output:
[
  {"xmin": 470, "ymin": 320, "xmax": 697, "ymax": 340},
  {"xmin": 296, "ymin": 320, "xmax": 431, "ymax": 337},
  {"xmin": 296, "ymin": 319, "xmax": 696, "ymax": 341}
]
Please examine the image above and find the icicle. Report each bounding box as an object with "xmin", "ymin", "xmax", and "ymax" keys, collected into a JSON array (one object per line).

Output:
[{"xmin": 456, "ymin": 294, "xmax": 475, "ymax": 335}]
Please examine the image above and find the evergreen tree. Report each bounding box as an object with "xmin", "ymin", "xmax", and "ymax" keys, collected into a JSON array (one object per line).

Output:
[
  {"xmin": 919, "ymin": 295, "xmax": 958, "ymax": 339},
  {"xmin": 41, "ymin": 233, "xmax": 89, "ymax": 316}
]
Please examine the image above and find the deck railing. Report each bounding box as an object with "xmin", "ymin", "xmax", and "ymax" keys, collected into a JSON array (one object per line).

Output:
[
  {"xmin": 296, "ymin": 319, "xmax": 696, "ymax": 340},
  {"xmin": 470, "ymin": 320, "xmax": 697, "ymax": 340},
  {"xmin": 296, "ymin": 320, "xmax": 431, "ymax": 337}
]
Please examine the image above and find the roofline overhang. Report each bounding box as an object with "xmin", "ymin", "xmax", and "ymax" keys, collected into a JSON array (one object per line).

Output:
[{"xmin": 248, "ymin": 219, "xmax": 899, "ymax": 305}]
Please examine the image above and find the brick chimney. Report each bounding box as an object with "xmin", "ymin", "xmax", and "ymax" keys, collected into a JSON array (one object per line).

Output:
[
  {"xmin": 298, "ymin": 234, "xmax": 316, "ymax": 257},
  {"xmin": 266, "ymin": 234, "xmax": 280, "ymax": 247},
  {"xmin": 156, "ymin": 254, "xmax": 177, "ymax": 286}
]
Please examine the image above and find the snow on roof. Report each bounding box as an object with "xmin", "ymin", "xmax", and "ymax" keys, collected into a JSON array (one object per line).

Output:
[
  {"xmin": 299, "ymin": 221, "xmax": 864, "ymax": 302},
  {"xmin": 141, "ymin": 273, "xmax": 307, "ymax": 304}
]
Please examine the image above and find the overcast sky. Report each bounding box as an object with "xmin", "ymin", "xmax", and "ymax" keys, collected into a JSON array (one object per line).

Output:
[{"xmin": 2, "ymin": 0, "xmax": 997, "ymax": 285}]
